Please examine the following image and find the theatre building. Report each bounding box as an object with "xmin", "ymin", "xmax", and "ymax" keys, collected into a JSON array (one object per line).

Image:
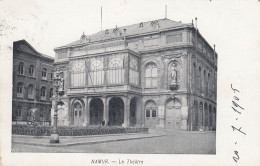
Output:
[
  {"xmin": 53, "ymin": 18, "xmax": 217, "ymax": 131},
  {"xmin": 12, "ymin": 40, "xmax": 54, "ymax": 124}
]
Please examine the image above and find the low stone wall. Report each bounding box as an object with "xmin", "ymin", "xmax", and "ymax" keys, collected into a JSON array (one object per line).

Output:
[{"xmin": 12, "ymin": 124, "xmax": 148, "ymax": 136}]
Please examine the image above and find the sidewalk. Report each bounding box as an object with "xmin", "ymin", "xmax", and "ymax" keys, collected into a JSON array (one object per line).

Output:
[{"xmin": 12, "ymin": 129, "xmax": 166, "ymax": 147}]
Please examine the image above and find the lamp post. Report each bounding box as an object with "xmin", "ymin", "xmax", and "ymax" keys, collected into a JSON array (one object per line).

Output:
[{"xmin": 50, "ymin": 70, "xmax": 65, "ymax": 143}]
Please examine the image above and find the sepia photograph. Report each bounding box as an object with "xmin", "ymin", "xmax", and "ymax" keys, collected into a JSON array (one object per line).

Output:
[{"xmin": 0, "ymin": 0, "xmax": 260, "ymax": 165}]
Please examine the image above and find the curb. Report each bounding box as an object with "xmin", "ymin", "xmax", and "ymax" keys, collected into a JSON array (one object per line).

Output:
[{"xmin": 13, "ymin": 132, "xmax": 166, "ymax": 147}]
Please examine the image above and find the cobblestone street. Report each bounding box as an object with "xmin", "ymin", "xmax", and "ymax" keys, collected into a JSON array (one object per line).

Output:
[{"xmin": 12, "ymin": 130, "xmax": 216, "ymax": 154}]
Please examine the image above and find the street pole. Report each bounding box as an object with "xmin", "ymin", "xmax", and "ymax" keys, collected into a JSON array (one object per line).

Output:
[
  {"xmin": 50, "ymin": 70, "xmax": 64, "ymax": 143},
  {"xmin": 50, "ymin": 84, "xmax": 59, "ymax": 143}
]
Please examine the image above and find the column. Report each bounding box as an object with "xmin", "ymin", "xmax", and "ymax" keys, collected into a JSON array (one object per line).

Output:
[
  {"xmin": 158, "ymin": 105, "xmax": 165, "ymax": 128},
  {"xmin": 102, "ymin": 96, "xmax": 109, "ymax": 126},
  {"xmin": 82, "ymin": 96, "xmax": 89, "ymax": 126},
  {"xmin": 122, "ymin": 96, "xmax": 130, "ymax": 127}
]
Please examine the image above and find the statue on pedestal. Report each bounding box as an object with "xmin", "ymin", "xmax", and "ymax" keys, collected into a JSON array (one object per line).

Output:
[{"xmin": 170, "ymin": 64, "xmax": 177, "ymax": 84}]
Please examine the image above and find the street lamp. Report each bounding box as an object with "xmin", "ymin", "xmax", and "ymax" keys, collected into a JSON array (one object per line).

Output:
[{"xmin": 50, "ymin": 70, "xmax": 65, "ymax": 143}]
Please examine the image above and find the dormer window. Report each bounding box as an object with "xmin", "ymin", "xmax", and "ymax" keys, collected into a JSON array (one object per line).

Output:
[
  {"xmin": 113, "ymin": 27, "xmax": 119, "ymax": 35},
  {"xmin": 105, "ymin": 29, "xmax": 109, "ymax": 34},
  {"xmin": 139, "ymin": 22, "xmax": 143, "ymax": 28},
  {"xmin": 151, "ymin": 21, "xmax": 159, "ymax": 29}
]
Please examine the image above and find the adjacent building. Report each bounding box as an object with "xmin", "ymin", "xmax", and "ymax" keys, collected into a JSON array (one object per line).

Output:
[
  {"xmin": 53, "ymin": 18, "xmax": 217, "ymax": 131},
  {"xmin": 12, "ymin": 40, "xmax": 54, "ymax": 125}
]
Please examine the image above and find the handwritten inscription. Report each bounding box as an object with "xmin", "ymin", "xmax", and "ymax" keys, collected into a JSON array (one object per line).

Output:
[{"xmin": 231, "ymin": 84, "xmax": 246, "ymax": 163}]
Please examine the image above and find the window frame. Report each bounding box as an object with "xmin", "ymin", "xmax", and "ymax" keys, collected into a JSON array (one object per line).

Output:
[
  {"xmin": 40, "ymin": 86, "xmax": 46, "ymax": 100},
  {"xmin": 145, "ymin": 63, "xmax": 158, "ymax": 88},
  {"xmin": 17, "ymin": 82, "xmax": 24, "ymax": 98},
  {"xmin": 88, "ymin": 58, "xmax": 104, "ymax": 86},
  {"xmin": 42, "ymin": 68, "xmax": 47, "ymax": 80},
  {"xmin": 29, "ymin": 65, "xmax": 35, "ymax": 77},
  {"xmin": 18, "ymin": 62, "xmax": 24, "ymax": 75},
  {"xmin": 107, "ymin": 56, "xmax": 125, "ymax": 85}
]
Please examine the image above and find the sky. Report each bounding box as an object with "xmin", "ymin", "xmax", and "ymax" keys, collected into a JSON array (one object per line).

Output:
[
  {"xmin": 1, "ymin": 0, "xmax": 260, "ymax": 166},
  {"xmin": 2, "ymin": 0, "xmax": 259, "ymax": 58}
]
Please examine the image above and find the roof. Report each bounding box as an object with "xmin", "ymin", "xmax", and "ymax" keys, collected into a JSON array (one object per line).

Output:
[
  {"xmin": 13, "ymin": 40, "xmax": 54, "ymax": 60},
  {"xmin": 59, "ymin": 18, "xmax": 188, "ymax": 48}
]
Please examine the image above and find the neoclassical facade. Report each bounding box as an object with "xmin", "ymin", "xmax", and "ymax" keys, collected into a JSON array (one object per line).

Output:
[{"xmin": 53, "ymin": 18, "xmax": 217, "ymax": 131}]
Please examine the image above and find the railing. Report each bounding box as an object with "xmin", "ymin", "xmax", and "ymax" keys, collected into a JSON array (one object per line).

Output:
[{"xmin": 12, "ymin": 124, "xmax": 148, "ymax": 136}]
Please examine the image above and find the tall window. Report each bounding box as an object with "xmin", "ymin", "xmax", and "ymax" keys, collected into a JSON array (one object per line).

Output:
[
  {"xmin": 40, "ymin": 86, "xmax": 46, "ymax": 100},
  {"xmin": 198, "ymin": 66, "xmax": 202, "ymax": 93},
  {"xmin": 203, "ymin": 70, "xmax": 206, "ymax": 94},
  {"xmin": 71, "ymin": 61, "xmax": 85, "ymax": 87},
  {"xmin": 129, "ymin": 56, "xmax": 139, "ymax": 85},
  {"xmin": 50, "ymin": 70, "xmax": 54, "ymax": 81},
  {"xmin": 18, "ymin": 62, "xmax": 24, "ymax": 75},
  {"xmin": 28, "ymin": 84, "xmax": 34, "ymax": 98},
  {"xmin": 17, "ymin": 106, "xmax": 22, "ymax": 117},
  {"xmin": 145, "ymin": 63, "xmax": 157, "ymax": 88},
  {"xmin": 50, "ymin": 88, "xmax": 53, "ymax": 98},
  {"xmin": 208, "ymin": 73, "xmax": 211, "ymax": 96},
  {"xmin": 193, "ymin": 63, "xmax": 196, "ymax": 91},
  {"xmin": 88, "ymin": 58, "xmax": 104, "ymax": 85},
  {"xmin": 17, "ymin": 82, "xmax": 24, "ymax": 98},
  {"xmin": 146, "ymin": 109, "xmax": 150, "ymax": 117},
  {"xmin": 152, "ymin": 109, "xmax": 157, "ymax": 117},
  {"xmin": 107, "ymin": 56, "xmax": 124, "ymax": 84},
  {"xmin": 29, "ymin": 65, "xmax": 35, "ymax": 77},
  {"xmin": 42, "ymin": 68, "xmax": 47, "ymax": 79}
]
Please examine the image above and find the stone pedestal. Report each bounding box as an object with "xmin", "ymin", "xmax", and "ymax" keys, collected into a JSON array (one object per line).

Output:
[{"xmin": 50, "ymin": 133, "xmax": 59, "ymax": 143}]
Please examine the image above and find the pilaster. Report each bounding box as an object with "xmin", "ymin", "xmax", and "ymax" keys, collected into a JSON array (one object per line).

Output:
[{"xmin": 122, "ymin": 95, "xmax": 130, "ymax": 127}]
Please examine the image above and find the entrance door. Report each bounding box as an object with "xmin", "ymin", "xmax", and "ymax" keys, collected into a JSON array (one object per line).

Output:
[
  {"xmin": 90, "ymin": 98, "xmax": 103, "ymax": 125},
  {"xmin": 73, "ymin": 102, "xmax": 83, "ymax": 126},
  {"xmin": 109, "ymin": 97, "xmax": 124, "ymax": 126},
  {"xmin": 144, "ymin": 101, "xmax": 158, "ymax": 128},
  {"xmin": 165, "ymin": 99, "xmax": 182, "ymax": 129}
]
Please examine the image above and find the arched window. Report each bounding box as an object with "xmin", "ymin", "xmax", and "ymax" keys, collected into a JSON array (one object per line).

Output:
[
  {"xmin": 18, "ymin": 62, "xmax": 24, "ymax": 75},
  {"xmin": 107, "ymin": 56, "xmax": 124, "ymax": 84},
  {"xmin": 42, "ymin": 68, "xmax": 47, "ymax": 79},
  {"xmin": 29, "ymin": 65, "xmax": 35, "ymax": 77},
  {"xmin": 40, "ymin": 87, "xmax": 46, "ymax": 100},
  {"xmin": 145, "ymin": 63, "xmax": 157, "ymax": 88},
  {"xmin": 88, "ymin": 58, "xmax": 104, "ymax": 85},
  {"xmin": 17, "ymin": 82, "xmax": 24, "ymax": 98},
  {"xmin": 129, "ymin": 56, "xmax": 139, "ymax": 85},
  {"xmin": 71, "ymin": 61, "xmax": 85, "ymax": 87},
  {"xmin": 28, "ymin": 84, "xmax": 34, "ymax": 98}
]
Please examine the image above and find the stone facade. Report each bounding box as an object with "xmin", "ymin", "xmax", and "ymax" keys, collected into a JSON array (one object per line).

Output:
[
  {"xmin": 53, "ymin": 19, "xmax": 217, "ymax": 131},
  {"xmin": 12, "ymin": 40, "xmax": 54, "ymax": 125}
]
